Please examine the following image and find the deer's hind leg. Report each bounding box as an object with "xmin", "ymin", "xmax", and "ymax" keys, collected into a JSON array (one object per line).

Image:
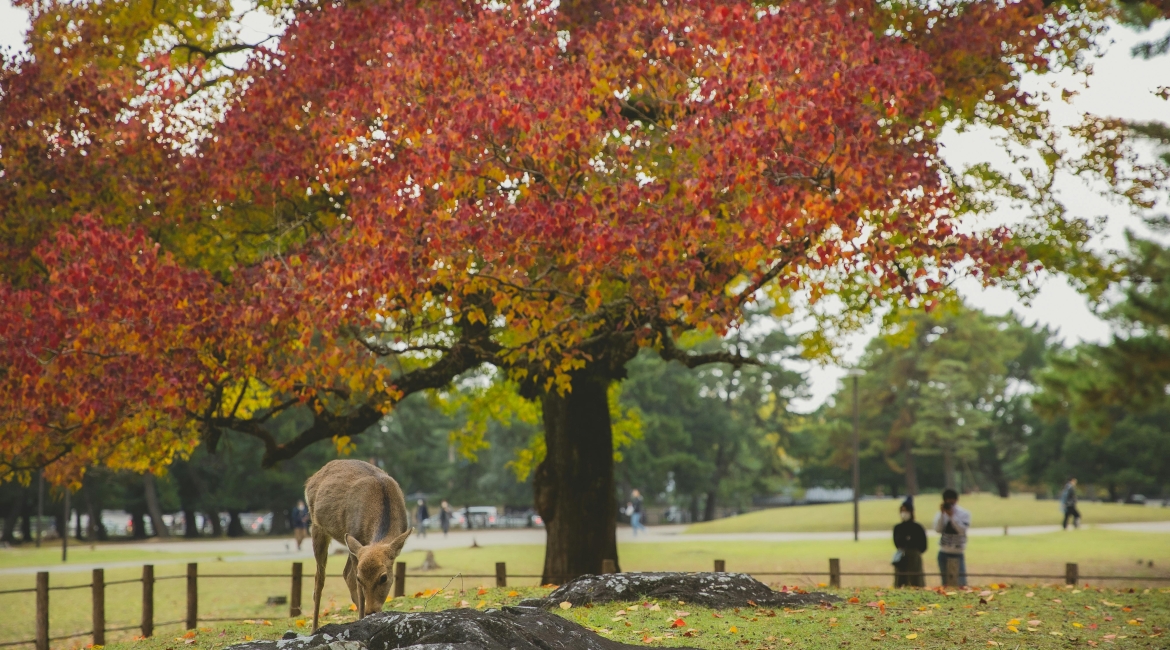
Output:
[{"xmin": 310, "ymin": 530, "xmax": 331, "ymax": 632}]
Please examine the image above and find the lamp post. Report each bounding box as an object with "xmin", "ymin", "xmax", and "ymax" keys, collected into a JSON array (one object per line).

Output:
[{"xmin": 844, "ymin": 368, "xmax": 866, "ymax": 542}]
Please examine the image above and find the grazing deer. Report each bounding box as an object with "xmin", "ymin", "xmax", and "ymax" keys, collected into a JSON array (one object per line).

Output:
[{"xmin": 305, "ymin": 459, "xmax": 413, "ymax": 632}]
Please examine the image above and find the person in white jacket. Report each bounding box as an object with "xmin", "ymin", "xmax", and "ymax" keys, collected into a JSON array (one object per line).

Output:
[{"xmin": 933, "ymin": 488, "xmax": 971, "ymax": 586}]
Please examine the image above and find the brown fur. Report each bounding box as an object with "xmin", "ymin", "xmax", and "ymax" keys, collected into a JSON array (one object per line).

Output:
[{"xmin": 304, "ymin": 459, "xmax": 412, "ymax": 632}]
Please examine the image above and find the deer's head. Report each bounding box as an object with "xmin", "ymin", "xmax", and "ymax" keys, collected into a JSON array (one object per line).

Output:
[{"xmin": 345, "ymin": 528, "xmax": 413, "ymax": 616}]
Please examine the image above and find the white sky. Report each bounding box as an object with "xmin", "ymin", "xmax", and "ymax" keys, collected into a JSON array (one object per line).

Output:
[{"xmin": 1, "ymin": 2, "xmax": 1166, "ymax": 411}]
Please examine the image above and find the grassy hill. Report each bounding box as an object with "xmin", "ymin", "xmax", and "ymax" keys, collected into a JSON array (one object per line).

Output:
[{"xmin": 684, "ymin": 493, "xmax": 1170, "ymax": 534}]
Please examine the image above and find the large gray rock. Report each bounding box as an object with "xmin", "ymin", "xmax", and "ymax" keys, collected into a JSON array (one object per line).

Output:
[
  {"xmin": 520, "ymin": 572, "xmax": 837, "ymax": 609},
  {"xmin": 227, "ymin": 606, "xmax": 696, "ymax": 650}
]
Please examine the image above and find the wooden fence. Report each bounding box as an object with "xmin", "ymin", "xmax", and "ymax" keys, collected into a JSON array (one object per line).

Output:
[{"xmin": 2, "ymin": 559, "xmax": 1168, "ymax": 650}]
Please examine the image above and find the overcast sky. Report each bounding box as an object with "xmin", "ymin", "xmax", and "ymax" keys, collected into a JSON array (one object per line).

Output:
[{"xmin": 1, "ymin": 2, "xmax": 1167, "ymax": 410}]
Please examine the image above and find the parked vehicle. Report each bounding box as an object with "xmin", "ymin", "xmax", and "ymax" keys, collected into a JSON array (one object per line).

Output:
[{"xmin": 456, "ymin": 506, "xmax": 498, "ymax": 528}]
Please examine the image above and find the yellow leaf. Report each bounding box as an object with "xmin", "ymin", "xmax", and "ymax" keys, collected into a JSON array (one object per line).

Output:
[
  {"xmin": 905, "ymin": 633, "xmax": 917, "ymax": 639},
  {"xmin": 729, "ymin": 626, "xmax": 738, "ymax": 633},
  {"xmin": 560, "ymin": 601, "xmax": 572, "ymax": 610}
]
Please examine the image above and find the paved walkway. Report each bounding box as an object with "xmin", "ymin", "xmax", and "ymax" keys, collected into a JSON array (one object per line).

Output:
[{"xmin": 4, "ymin": 521, "xmax": 1167, "ymax": 575}]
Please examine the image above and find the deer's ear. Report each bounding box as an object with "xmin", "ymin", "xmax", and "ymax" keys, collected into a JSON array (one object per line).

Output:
[
  {"xmin": 345, "ymin": 534, "xmax": 364, "ymax": 557},
  {"xmin": 387, "ymin": 527, "xmax": 413, "ymax": 555}
]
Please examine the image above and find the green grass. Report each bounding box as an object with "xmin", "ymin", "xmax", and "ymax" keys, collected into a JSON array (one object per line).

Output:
[
  {"xmin": 0, "ymin": 545, "xmax": 242, "ymax": 569},
  {"xmin": 685, "ymin": 493, "xmax": 1170, "ymax": 534},
  {"xmin": 85, "ymin": 584, "xmax": 1170, "ymax": 650},
  {"xmin": 2, "ymin": 530, "xmax": 1168, "ymax": 648}
]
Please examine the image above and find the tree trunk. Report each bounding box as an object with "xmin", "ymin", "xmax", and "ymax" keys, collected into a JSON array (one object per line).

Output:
[
  {"xmin": 688, "ymin": 493, "xmax": 701, "ymax": 523},
  {"xmin": 702, "ymin": 489, "xmax": 718, "ymax": 522},
  {"xmin": 2, "ymin": 496, "xmax": 20, "ymax": 543},
  {"xmin": 20, "ymin": 494, "xmax": 33, "ymax": 542},
  {"xmin": 535, "ymin": 375, "xmax": 619, "ymax": 585},
  {"xmin": 206, "ymin": 510, "xmax": 224, "ymax": 537},
  {"xmin": 74, "ymin": 506, "xmax": 84, "ymax": 541},
  {"xmin": 143, "ymin": 474, "xmax": 170, "ymax": 538},
  {"xmin": 173, "ymin": 462, "xmax": 203, "ymax": 538},
  {"xmin": 131, "ymin": 508, "xmax": 148, "ymax": 539},
  {"xmin": 270, "ymin": 507, "xmax": 290, "ymax": 536},
  {"xmin": 227, "ymin": 510, "xmax": 245, "ymax": 537},
  {"xmin": 703, "ymin": 443, "xmax": 728, "ymax": 522},
  {"xmin": 943, "ymin": 447, "xmax": 956, "ymax": 491},
  {"xmin": 903, "ymin": 447, "xmax": 919, "ymax": 496}
]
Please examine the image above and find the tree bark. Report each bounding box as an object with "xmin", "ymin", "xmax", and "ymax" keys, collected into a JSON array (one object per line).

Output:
[
  {"xmin": 206, "ymin": 510, "xmax": 223, "ymax": 537},
  {"xmin": 226, "ymin": 510, "xmax": 245, "ymax": 537},
  {"xmin": 903, "ymin": 447, "xmax": 919, "ymax": 496},
  {"xmin": 2, "ymin": 496, "xmax": 20, "ymax": 543},
  {"xmin": 131, "ymin": 508, "xmax": 148, "ymax": 539},
  {"xmin": 703, "ymin": 443, "xmax": 728, "ymax": 522},
  {"xmin": 20, "ymin": 493, "xmax": 33, "ymax": 542},
  {"xmin": 143, "ymin": 474, "xmax": 170, "ymax": 538},
  {"xmin": 535, "ymin": 375, "xmax": 619, "ymax": 585}
]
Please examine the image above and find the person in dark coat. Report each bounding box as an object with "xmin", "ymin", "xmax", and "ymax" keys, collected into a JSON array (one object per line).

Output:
[
  {"xmin": 291, "ymin": 500, "xmax": 310, "ymax": 551},
  {"xmin": 893, "ymin": 496, "xmax": 927, "ymax": 587},
  {"xmin": 439, "ymin": 500, "xmax": 452, "ymax": 537}
]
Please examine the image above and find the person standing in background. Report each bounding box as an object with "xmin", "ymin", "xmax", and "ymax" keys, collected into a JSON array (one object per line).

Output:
[
  {"xmin": 415, "ymin": 499, "xmax": 430, "ymax": 538},
  {"xmin": 892, "ymin": 496, "xmax": 927, "ymax": 587},
  {"xmin": 1060, "ymin": 478, "xmax": 1081, "ymax": 530},
  {"xmin": 933, "ymin": 489, "xmax": 971, "ymax": 586},
  {"xmin": 629, "ymin": 489, "xmax": 646, "ymax": 536},
  {"xmin": 439, "ymin": 500, "xmax": 452, "ymax": 537},
  {"xmin": 291, "ymin": 499, "xmax": 310, "ymax": 551}
]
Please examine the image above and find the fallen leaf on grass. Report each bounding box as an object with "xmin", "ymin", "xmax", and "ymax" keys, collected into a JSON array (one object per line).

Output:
[
  {"xmin": 905, "ymin": 633, "xmax": 918, "ymax": 639},
  {"xmin": 670, "ymin": 618, "xmax": 686, "ymax": 628},
  {"xmin": 507, "ymin": 591, "xmax": 519, "ymax": 597},
  {"xmin": 559, "ymin": 601, "xmax": 572, "ymax": 610}
]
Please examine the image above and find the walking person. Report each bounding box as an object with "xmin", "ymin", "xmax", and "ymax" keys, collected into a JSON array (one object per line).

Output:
[
  {"xmin": 933, "ymin": 489, "xmax": 971, "ymax": 586},
  {"xmin": 291, "ymin": 499, "xmax": 310, "ymax": 551},
  {"xmin": 892, "ymin": 496, "xmax": 927, "ymax": 587},
  {"xmin": 1060, "ymin": 478, "xmax": 1081, "ymax": 530},
  {"xmin": 629, "ymin": 489, "xmax": 646, "ymax": 536},
  {"xmin": 415, "ymin": 499, "xmax": 430, "ymax": 538},
  {"xmin": 439, "ymin": 500, "xmax": 452, "ymax": 537}
]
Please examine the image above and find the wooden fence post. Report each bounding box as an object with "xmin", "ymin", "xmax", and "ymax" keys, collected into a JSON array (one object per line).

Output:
[
  {"xmin": 496, "ymin": 562, "xmax": 507, "ymax": 587},
  {"xmin": 601, "ymin": 559, "xmax": 616, "ymax": 575},
  {"xmin": 186, "ymin": 563, "xmax": 198, "ymax": 630},
  {"xmin": 1066, "ymin": 563, "xmax": 1078, "ymax": 586},
  {"xmin": 93, "ymin": 568, "xmax": 106, "ymax": 646},
  {"xmin": 829, "ymin": 559, "xmax": 841, "ymax": 588},
  {"xmin": 142, "ymin": 564, "xmax": 154, "ymax": 638},
  {"xmin": 290, "ymin": 562, "xmax": 303, "ymax": 617},
  {"xmin": 714, "ymin": 560, "xmax": 726, "ymax": 573},
  {"xmin": 393, "ymin": 561, "xmax": 406, "ymax": 598},
  {"xmin": 944, "ymin": 557, "xmax": 960, "ymax": 587},
  {"xmin": 35, "ymin": 571, "xmax": 48, "ymax": 650}
]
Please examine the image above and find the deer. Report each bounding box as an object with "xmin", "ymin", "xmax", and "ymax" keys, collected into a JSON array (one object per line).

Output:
[{"xmin": 304, "ymin": 459, "xmax": 413, "ymax": 632}]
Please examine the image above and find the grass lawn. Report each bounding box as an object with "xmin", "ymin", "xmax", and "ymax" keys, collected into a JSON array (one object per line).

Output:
[
  {"xmin": 70, "ymin": 584, "xmax": 1170, "ymax": 650},
  {"xmin": 685, "ymin": 493, "xmax": 1170, "ymax": 534},
  {"xmin": 0, "ymin": 545, "xmax": 242, "ymax": 569},
  {"xmin": 2, "ymin": 529, "xmax": 1168, "ymax": 648}
]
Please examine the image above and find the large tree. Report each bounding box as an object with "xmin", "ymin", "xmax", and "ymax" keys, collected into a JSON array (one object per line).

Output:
[{"xmin": 3, "ymin": 0, "xmax": 1167, "ymax": 583}]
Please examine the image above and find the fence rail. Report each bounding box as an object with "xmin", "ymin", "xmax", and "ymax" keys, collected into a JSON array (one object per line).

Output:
[{"xmin": 3, "ymin": 558, "xmax": 1169, "ymax": 650}]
